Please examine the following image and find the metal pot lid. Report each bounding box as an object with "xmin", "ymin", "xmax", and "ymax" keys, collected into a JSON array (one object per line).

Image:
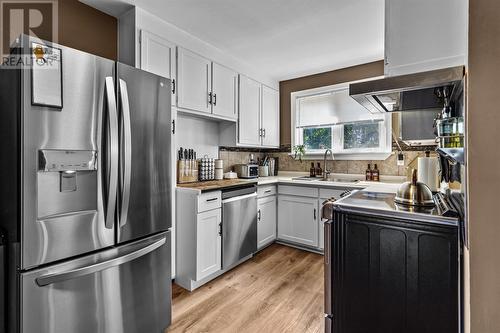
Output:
[{"xmin": 394, "ymin": 169, "xmax": 435, "ymax": 207}]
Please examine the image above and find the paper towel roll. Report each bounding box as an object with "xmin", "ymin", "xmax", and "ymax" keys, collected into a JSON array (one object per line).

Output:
[{"xmin": 418, "ymin": 157, "xmax": 439, "ymax": 191}]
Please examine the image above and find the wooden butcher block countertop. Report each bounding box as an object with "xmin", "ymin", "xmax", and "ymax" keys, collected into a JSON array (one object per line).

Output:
[{"xmin": 176, "ymin": 179, "xmax": 257, "ymax": 192}]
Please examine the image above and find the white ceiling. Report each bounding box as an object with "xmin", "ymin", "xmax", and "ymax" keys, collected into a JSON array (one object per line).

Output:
[{"xmin": 83, "ymin": 0, "xmax": 384, "ymax": 81}]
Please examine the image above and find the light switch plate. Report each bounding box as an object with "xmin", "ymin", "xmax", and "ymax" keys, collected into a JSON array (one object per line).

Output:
[{"xmin": 397, "ymin": 152, "xmax": 405, "ymax": 166}]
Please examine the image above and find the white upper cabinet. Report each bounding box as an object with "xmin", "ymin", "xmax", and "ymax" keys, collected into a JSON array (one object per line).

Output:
[
  {"xmin": 234, "ymin": 75, "xmax": 280, "ymax": 148},
  {"xmin": 238, "ymin": 75, "xmax": 262, "ymax": 146},
  {"xmin": 261, "ymin": 85, "xmax": 280, "ymax": 147},
  {"xmin": 385, "ymin": 0, "xmax": 467, "ymax": 76},
  {"xmin": 212, "ymin": 63, "xmax": 238, "ymax": 120},
  {"xmin": 177, "ymin": 47, "xmax": 212, "ymax": 114},
  {"xmin": 139, "ymin": 30, "xmax": 177, "ymax": 106}
]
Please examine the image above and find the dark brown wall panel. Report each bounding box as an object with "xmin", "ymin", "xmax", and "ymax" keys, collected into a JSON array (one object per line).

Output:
[
  {"xmin": 58, "ymin": 0, "xmax": 117, "ymax": 60},
  {"xmin": 279, "ymin": 60, "xmax": 384, "ymax": 147}
]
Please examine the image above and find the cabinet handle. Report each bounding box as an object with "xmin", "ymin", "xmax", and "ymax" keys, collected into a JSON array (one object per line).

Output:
[
  {"xmin": 206, "ymin": 197, "xmax": 218, "ymax": 202},
  {"xmin": 208, "ymin": 92, "xmax": 213, "ymax": 105},
  {"xmin": 264, "ymin": 189, "xmax": 272, "ymax": 193},
  {"xmin": 259, "ymin": 128, "xmax": 263, "ymax": 137},
  {"xmin": 218, "ymin": 222, "xmax": 222, "ymax": 236},
  {"xmin": 258, "ymin": 209, "xmax": 261, "ymax": 221},
  {"xmin": 213, "ymin": 93, "xmax": 217, "ymax": 106},
  {"xmin": 314, "ymin": 208, "xmax": 317, "ymax": 220},
  {"xmin": 172, "ymin": 79, "xmax": 176, "ymax": 94},
  {"xmin": 263, "ymin": 128, "xmax": 266, "ymax": 138},
  {"xmin": 172, "ymin": 119, "xmax": 175, "ymax": 134}
]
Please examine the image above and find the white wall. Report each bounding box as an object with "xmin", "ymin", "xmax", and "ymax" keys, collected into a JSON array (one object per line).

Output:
[{"xmin": 175, "ymin": 113, "xmax": 220, "ymax": 159}]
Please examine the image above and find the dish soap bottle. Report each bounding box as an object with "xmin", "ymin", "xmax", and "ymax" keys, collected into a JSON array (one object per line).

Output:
[
  {"xmin": 366, "ymin": 164, "xmax": 372, "ymax": 181},
  {"xmin": 316, "ymin": 162, "xmax": 323, "ymax": 178},
  {"xmin": 372, "ymin": 164, "xmax": 380, "ymax": 182},
  {"xmin": 310, "ymin": 162, "xmax": 316, "ymax": 177}
]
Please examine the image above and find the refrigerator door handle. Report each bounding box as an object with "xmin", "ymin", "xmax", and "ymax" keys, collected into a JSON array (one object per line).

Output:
[
  {"xmin": 118, "ymin": 79, "xmax": 132, "ymax": 228},
  {"xmin": 104, "ymin": 77, "xmax": 119, "ymax": 229},
  {"xmin": 36, "ymin": 237, "xmax": 166, "ymax": 287}
]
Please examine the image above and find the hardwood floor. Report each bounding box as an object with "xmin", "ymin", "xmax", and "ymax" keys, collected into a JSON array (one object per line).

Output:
[{"xmin": 167, "ymin": 244, "xmax": 324, "ymax": 333}]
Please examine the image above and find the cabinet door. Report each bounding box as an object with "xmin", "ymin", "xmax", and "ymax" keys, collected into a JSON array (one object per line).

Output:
[
  {"xmin": 238, "ymin": 75, "xmax": 261, "ymax": 146},
  {"xmin": 261, "ymin": 85, "xmax": 279, "ymax": 147},
  {"xmin": 277, "ymin": 196, "xmax": 319, "ymax": 247},
  {"xmin": 385, "ymin": 0, "xmax": 466, "ymax": 76},
  {"xmin": 212, "ymin": 62, "xmax": 238, "ymax": 120},
  {"xmin": 140, "ymin": 30, "xmax": 176, "ymax": 106},
  {"xmin": 196, "ymin": 209, "xmax": 222, "ymax": 281},
  {"xmin": 257, "ymin": 196, "xmax": 277, "ymax": 249},
  {"xmin": 177, "ymin": 47, "xmax": 212, "ymax": 114}
]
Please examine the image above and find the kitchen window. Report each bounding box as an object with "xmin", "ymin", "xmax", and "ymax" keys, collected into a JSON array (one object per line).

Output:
[{"xmin": 291, "ymin": 83, "xmax": 392, "ymax": 159}]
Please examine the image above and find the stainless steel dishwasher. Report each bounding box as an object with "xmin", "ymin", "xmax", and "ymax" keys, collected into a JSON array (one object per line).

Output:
[{"xmin": 221, "ymin": 185, "xmax": 258, "ymax": 269}]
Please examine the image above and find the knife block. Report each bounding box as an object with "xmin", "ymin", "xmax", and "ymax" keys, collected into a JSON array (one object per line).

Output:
[{"xmin": 177, "ymin": 160, "xmax": 199, "ymax": 184}]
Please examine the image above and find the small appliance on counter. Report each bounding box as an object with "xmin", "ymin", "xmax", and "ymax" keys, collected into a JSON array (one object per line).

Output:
[{"xmin": 234, "ymin": 164, "xmax": 259, "ymax": 179}]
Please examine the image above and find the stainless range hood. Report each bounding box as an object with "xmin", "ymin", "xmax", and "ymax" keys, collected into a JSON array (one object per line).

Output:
[{"xmin": 349, "ymin": 66, "xmax": 465, "ymax": 113}]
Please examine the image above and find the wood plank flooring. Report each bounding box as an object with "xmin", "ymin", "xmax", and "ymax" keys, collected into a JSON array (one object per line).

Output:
[{"xmin": 167, "ymin": 244, "xmax": 324, "ymax": 333}]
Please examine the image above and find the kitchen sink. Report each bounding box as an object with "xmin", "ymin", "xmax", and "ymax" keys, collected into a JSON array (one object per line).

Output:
[
  {"xmin": 319, "ymin": 178, "xmax": 360, "ymax": 183},
  {"xmin": 292, "ymin": 176, "xmax": 359, "ymax": 183}
]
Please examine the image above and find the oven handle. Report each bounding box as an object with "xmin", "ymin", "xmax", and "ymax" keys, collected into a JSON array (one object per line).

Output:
[
  {"xmin": 221, "ymin": 192, "xmax": 257, "ymax": 204},
  {"xmin": 35, "ymin": 237, "xmax": 166, "ymax": 287},
  {"xmin": 324, "ymin": 220, "xmax": 333, "ymax": 315}
]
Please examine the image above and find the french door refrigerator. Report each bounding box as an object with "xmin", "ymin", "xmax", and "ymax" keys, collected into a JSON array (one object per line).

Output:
[{"xmin": 0, "ymin": 35, "xmax": 172, "ymax": 333}]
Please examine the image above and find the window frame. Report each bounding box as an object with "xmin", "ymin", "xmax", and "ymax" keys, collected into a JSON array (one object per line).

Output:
[{"xmin": 291, "ymin": 79, "xmax": 392, "ymax": 160}]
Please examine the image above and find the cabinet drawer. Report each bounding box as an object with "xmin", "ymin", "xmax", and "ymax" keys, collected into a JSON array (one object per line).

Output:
[
  {"xmin": 319, "ymin": 188, "xmax": 348, "ymax": 200},
  {"xmin": 197, "ymin": 191, "xmax": 222, "ymax": 213},
  {"xmin": 278, "ymin": 185, "xmax": 318, "ymax": 198},
  {"xmin": 258, "ymin": 185, "xmax": 276, "ymax": 198}
]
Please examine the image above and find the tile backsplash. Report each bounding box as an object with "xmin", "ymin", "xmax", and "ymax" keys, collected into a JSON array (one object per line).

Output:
[{"xmin": 219, "ymin": 149, "xmax": 428, "ymax": 178}]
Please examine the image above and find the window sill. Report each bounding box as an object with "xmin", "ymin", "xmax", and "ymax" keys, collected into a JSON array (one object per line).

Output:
[{"xmin": 288, "ymin": 152, "xmax": 393, "ymax": 161}]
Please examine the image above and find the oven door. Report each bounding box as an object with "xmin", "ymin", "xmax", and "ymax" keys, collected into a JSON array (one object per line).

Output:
[{"xmin": 20, "ymin": 232, "xmax": 171, "ymax": 333}]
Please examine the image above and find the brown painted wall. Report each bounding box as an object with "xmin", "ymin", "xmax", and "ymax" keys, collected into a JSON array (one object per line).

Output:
[
  {"xmin": 279, "ymin": 60, "xmax": 384, "ymax": 147},
  {"xmin": 58, "ymin": 0, "xmax": 117, "ymax": 60},
  {"xmin": 2, "ymin": 0, "xmax": 117, "ymax": 59},
  {"xmin": 468, "ymin": 1, "xmax": 500, "ymax": 332}
]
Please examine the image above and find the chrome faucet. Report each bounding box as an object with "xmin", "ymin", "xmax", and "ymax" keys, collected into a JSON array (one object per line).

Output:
[{"xmin": 323, "ymin": 149, "xmax": 335, "ymax": 180}]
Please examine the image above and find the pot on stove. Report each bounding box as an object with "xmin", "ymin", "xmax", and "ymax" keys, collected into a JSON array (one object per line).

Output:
[{"xmin": 395, "ymin": 169, "xmax": 435, "ymax": 207}]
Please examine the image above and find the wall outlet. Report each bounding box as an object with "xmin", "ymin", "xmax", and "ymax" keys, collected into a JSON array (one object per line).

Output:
[{"xmin": 397, "ymin": 152, "xmax": 405, "ymax": 166}]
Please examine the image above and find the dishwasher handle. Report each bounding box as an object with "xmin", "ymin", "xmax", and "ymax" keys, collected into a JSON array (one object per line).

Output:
[{"xmin": 221, "ymin": 192, "xmax": 257, "ymax": 203}]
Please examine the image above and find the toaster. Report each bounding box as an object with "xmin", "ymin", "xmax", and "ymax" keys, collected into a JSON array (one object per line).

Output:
[{"xmin": 234, "ymin": 164, "xmax": 259, "ymax": 179}]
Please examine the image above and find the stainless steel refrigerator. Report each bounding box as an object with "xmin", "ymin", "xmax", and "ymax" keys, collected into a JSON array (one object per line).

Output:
[{"xmin": 0, "ymin": 35, "xmax": 172, "ymax": 333}]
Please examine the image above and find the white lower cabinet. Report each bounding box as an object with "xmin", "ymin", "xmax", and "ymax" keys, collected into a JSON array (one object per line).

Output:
[
  {"xmin": 257, "ymin": 196, "xmax": 277, "ymax": 249},
  {"xmin": 196, "ymin": 208, "xmax": 222, "ymax": 280},
  {"xmin": 176, "ymin": 189, "xmax": 223, "ymax": 291},
  {"xmin": 277, "ymin": 195, "xmax": 319, "ymax": 248}
]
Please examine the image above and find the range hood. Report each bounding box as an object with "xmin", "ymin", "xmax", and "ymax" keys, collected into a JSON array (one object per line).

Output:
[{"xmin": 349, "ymin": 66, "xmax": 465, "ymax": 113}]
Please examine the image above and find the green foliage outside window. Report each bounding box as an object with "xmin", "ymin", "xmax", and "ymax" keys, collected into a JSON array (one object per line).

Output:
[
  {"xmin": 343, "ymin": 123, "xmax": 379, "ymax": 149},
  {"xmin": 303, "ymin": 127, "xmax": 332, "ymax": 150}
]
